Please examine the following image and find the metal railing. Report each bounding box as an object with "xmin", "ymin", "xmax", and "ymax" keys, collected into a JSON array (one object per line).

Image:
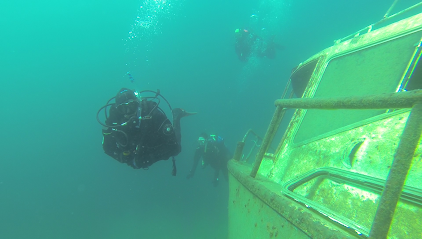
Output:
[
  {"xmin": 233, "ymin": 129, "xmax": 264, "ymax": 162},
  {"xmin": 239, "ymin": 89, "xmax": 422, "ymax": 239}
]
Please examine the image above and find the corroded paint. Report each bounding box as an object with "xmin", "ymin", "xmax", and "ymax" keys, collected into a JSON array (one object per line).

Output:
[
  {"xmin": 265, "ymin": 110, "xmax": 422, "ymax": 238},
  {"xmin": 228, "ymin": 161, "xmax": 358, "ymax": 239},
  {"xmin": 229, "ymin": 11, "xmax": 422, "ymax": 239}
]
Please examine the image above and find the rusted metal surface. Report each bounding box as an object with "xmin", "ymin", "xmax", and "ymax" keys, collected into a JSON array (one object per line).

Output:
[
  {"xmin": 274, "ymin": 90, "xmax": 422, "ymax": 110},
  {"xmin": 229, "ymin": 173, "xmax": 311, "ymax": 239},
  {"xmin": 230, "ymin": 11, "xmax": 422, "ymax": 239},
  {"xmin": 229, "ymin": 160, "xmax": 360, "ymax": 239},
  {"xmin": 369, "ymin": 103, "xmax": 422, "ymax": 239},
  {"xmin": 253, "ymin": 91, "xmax": 422, "ymax": 238},
  {"xmin": 266, "ymin": 109, "xmax": 422, "ymax": 238}
]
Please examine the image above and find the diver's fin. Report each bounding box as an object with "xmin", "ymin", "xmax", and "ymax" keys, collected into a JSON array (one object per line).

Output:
[{"xmin": 172, "ymin": 108, "xmax": 197, "ymax": 119}]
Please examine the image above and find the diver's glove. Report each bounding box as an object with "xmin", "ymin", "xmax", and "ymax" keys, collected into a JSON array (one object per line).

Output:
[{"xmin": 186, "ymin": 171, "xmax": 194, "ymax": 179}]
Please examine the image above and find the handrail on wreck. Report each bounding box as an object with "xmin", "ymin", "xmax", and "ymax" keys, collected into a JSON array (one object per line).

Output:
[
  {"xmin": 233, "ymin": 129, "xmax": 264, "ymax": 162},
  {"xmin": 238, "ymin": 89, "xmax": 422, "ymax": 239}
]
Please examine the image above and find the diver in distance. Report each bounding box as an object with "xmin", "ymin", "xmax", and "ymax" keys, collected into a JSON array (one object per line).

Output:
[{"xmin": 234, "ymin": 28, "xmax": 280, "ymax": 62}]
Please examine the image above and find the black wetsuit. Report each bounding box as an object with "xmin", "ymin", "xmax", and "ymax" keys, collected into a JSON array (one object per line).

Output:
[
  {"xmin": 188, "ymin": 137, "xmax": 231, "ymax": 184},
  {"xmin": 102, "ymin": 100, "xmax": 181, "ymax": 169},
  {"xmin": 235, "ymin": 30, "xmax": 277, "ymax": 62},
  {"xmin": 235, "ymin": 30, "xmax": 257, "ymax": 62}
]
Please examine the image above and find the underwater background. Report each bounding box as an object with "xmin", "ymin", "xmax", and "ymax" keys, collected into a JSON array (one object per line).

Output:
[{"xmin": 0, "ymin": 0, "xmax": 420, "ymax": 238}]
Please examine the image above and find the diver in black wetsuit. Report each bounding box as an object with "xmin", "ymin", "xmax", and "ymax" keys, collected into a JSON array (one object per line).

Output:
[
  {"xmin": 97, "ymin": 88, "xmax": 195, "ymax": 175},
  {"xmin": 186, "ymin": 133, "xmax": 231, "ymax": 186},
  {"xmin": 235, "ymin": 29, "xmax": 257, "ymax": 62},
  {"xmin": 234, "ymin": 28, "xmax": 279, "ymax": 62}
]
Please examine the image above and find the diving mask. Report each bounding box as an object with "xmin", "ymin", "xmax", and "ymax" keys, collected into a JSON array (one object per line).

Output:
[
  {"xmin": 198, "ymin": 137, "xmax": 206, "ymax": 146},
  {"xmin": 116, "ymin": 100, "xmax": 139, "ymax": 115}
]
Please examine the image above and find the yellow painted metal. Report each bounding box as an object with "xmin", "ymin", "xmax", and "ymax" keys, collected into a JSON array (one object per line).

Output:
[
  {"xmin": 229, "ymin": 10, "xmax": 422, "ymax": 239},
  {"xmin": 228, "ymin": 174, "xmax": 310, "ymax": 239}
]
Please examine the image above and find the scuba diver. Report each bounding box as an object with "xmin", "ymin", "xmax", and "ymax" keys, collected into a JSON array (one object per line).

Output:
[
  {"xmin": 97, "ymin": 88, "xmax": 196, "ymax": 175},
  {"xmin": 186, "ymin": 133, "xmax": 232, "ymax": 186},
  {"xmin": 234, "ymin": 28, "xmax": 279, "ymax": 62}
]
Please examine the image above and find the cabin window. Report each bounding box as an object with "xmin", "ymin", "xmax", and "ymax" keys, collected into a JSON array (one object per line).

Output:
[
  {"xmin": 291, "ymin": 58, "xmax": 320, "ymax": 98},
  {"xmin": 405, "ymin": 50, "xmax": 422, "ymax": 90},
  {"xmin": 294, "ymin": 31, "xmax": 422, "ymax": 144}
]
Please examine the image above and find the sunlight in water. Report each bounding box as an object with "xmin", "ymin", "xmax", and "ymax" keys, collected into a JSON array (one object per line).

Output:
[
  {"xmin": 127, "ymin": 0, "xmax": 177, "ymax": 41},
  {"xmin": 124, "ymin": 0, "xmax": 184, "ymax": 70}
]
